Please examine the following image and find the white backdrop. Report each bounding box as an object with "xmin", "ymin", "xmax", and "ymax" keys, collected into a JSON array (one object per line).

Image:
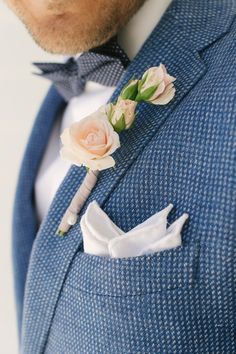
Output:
[{"xmin": 0, "ymin": 3, "xmax": 59, "ymax": 352}]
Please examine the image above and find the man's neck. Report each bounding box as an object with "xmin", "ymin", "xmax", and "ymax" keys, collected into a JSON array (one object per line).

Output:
[{"xmin": 118, "ymin": 0, "xmax": 172, "ymax": 60}]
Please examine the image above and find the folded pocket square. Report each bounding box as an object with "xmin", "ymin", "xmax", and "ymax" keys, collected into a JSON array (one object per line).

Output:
[{"xmin": 81, "ymin": 201, "xmax": 188, "ymax": 258}]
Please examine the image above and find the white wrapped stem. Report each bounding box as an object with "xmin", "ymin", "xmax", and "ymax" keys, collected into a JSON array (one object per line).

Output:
[{"xmin": 57, "ymin": 170, "xmax": 99, "ymax": 235}]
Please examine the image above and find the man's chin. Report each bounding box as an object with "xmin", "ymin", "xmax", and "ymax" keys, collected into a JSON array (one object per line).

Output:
[
  {"xmin": 25, "ymin": 20, "xmax": 109, "ymax": 55},
  {"xmin": 30, "ymin": 35, "xmax": 79, "ymax": 55},
  {"xmin": 6, "ymin": 0, "xmax": 146, "ymax": 54},
  {"xmin": 30, "ymin": 33, "xmax": 111, "ymax": 55}
]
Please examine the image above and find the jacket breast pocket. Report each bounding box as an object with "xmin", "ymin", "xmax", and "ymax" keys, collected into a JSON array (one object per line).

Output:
[
  {"xmin": 45, "ymin": 243, "xmax": 201, "ymax": 353},
  {"xmin": 65, "ymin": 242, "xmax": 200, "ymax": 296}
]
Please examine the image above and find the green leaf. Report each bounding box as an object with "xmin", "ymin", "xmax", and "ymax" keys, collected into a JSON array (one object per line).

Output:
[
  {"xmin": 113, "ymin": 114, "xmax": 126, "ymax": 133},
  {"xmin": 121, "ymin": 83, "xmax": 139, "ymax": 100},
  {"xmin": 135, "ymin": 93, "xmax": 142, "ymax": 102},
  {"xmin": 121, "ymin": 80, "xmax": 139, "ymax": 100}
]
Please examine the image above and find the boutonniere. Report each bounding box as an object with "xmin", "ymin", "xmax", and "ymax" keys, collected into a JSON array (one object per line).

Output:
[{"xmin": 57, "ymin": 64, "xmax": 176, "ymax": 235}]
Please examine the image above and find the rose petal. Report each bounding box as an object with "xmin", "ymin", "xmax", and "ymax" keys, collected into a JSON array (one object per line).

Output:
[
  {"xmin": 60, "ymin": 128, "xmax": 71, "ymax": 146},
  {"xmin": 151, "ymin": 83, "xmax": 176, "ymax": 105},
  {"xmin": 60, "ymin": 147, "xmax": 83, "ymax": 166},
  {"xmin": 150, "ymin": 80, "xmax": 166, "ymax": 100}
]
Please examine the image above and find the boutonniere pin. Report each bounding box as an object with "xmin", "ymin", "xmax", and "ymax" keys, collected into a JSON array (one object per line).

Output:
[{"xmin": 57, "ymin": 64, "xmax": 176, "ymax": 235}]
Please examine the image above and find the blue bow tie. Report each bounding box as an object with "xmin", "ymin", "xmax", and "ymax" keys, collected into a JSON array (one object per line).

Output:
[{"xmin": 34, "ymin": 37, "xmax": 130, "ymax": 102}]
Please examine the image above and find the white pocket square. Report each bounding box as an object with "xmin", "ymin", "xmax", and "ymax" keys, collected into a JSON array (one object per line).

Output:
[{"xmin": 81, "ymin": 201, "xmax": 189, "ymax": 258}]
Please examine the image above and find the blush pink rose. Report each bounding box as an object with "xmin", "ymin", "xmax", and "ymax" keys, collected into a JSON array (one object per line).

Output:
[
  {"xmin": 60, "ymin": 108, "xmax": 120, "ymax": 171},
  {"xmin": 139, "ymin": 64, "xmax": 176, "ymax": 105}
]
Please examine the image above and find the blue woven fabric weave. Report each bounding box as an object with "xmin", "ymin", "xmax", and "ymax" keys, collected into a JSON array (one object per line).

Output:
[{"xmin": 13, "ymin": 0, "xmax": 236, "ymax": 352}]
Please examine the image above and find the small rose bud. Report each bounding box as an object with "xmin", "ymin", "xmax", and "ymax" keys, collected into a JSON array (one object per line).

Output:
[
  {"xmin": 137, "ymin": 64, "xmax": 176, "ymax": 105},
  {"xmin": 110, "ymin": 98, "xmax": 137, "ymax": 133},
  {"xmin": 120, "ymin": 79, "xmax": 139, "ymax": 100}
]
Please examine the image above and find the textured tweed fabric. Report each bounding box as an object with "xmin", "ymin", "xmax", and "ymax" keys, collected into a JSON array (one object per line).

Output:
[
  {"xmin": 34, "ymin": 36, "xmax": 130, "ymax": 101},
  {"xmin": 13, "ymin": 0, "xmax": 236, "ymax": 353}
]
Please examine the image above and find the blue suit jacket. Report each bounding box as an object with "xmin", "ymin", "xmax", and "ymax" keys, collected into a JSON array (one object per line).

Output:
[{"xmin": 13, "ymin": 0, "xmax": 236, "ymax": 352}]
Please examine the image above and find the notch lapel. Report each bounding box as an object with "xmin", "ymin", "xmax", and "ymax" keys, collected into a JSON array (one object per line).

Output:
[{"xmin": 21, "ymin": 0, "xmax": 236, "ymax": 352}]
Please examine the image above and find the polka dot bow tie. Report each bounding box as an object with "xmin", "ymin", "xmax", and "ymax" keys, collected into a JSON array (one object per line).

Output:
[{"xmin": 34, "ymin": 37, "xmax": 130, "ymax": 102}]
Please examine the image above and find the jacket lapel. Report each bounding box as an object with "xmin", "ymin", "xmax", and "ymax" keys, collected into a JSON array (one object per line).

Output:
[
  {"xmin": 22, "ymin": 0, "xmax": 236, "ymax": 352},
  {"xmin": 13, "ymin": 86, "xmax": 66, "ymax": 329}
]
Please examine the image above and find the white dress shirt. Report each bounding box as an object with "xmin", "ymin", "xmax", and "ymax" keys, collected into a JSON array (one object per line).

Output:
[{"xmin": 35, "ymin": 0, "xmax": 173, "ymax": 222}]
